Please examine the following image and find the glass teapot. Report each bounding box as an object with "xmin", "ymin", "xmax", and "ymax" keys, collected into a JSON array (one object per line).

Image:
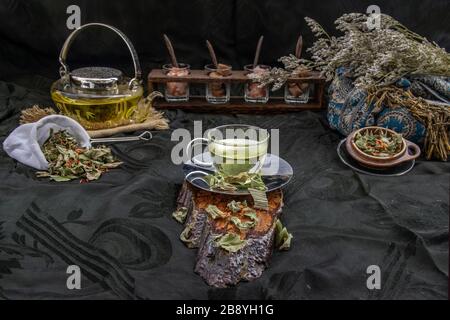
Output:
[{"xmin": 51, "ymin": 23, "xmax": 144, "ymax": 130}]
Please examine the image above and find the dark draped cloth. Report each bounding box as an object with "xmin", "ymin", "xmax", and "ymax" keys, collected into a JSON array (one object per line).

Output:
[{"xmin": 0, "ymin": 0, "xmax": 448, "ymax": 299}]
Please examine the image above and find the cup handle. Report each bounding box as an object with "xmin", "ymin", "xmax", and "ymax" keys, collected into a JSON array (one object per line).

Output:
[
  {"xmin": 404, "ymin": 140, "xmax": 421, "ymax": 160},
  {"xmin": 186, "ymin": 138, "xmax": 214, "ymax": 167}
]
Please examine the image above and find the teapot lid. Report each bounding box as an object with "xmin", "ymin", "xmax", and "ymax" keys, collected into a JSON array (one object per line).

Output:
[{"xmin": 70, "ymin": 67, "xmax": 123, "ymax": 90}]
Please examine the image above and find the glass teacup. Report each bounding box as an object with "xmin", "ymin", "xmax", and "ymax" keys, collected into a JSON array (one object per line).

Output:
[{"xmin": 187, "ymin": 124, "xmax": 269, "ymax": 176}]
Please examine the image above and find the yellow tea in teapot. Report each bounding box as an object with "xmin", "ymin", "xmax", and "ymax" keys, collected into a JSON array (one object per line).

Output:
[{"xmin": 51, "ymin": 84, "xmax": 143, "ymax": 130}]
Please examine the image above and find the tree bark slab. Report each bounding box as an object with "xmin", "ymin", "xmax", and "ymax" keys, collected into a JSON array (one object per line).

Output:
[{"xmin": 175, "ymin": 182, "xmax": 284, "ymax": 287}]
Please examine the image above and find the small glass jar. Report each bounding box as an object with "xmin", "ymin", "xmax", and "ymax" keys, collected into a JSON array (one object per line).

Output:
[
  {"xmin": 284, "ymin": 82, "xmax": 310, "ymax": 104},
  {"xmin": 163, "ymin": 63, "xmax": 190, "ymax": 102},
  {"xmin": 244, "ymin": 64, "xmax": 270, "ymax": 103},
  {"xmin": 205, "ymin": 64, "xmax": 232, "ymax": 104}
]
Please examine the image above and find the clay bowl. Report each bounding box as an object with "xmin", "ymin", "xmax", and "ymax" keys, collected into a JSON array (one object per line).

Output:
[{"xmin": 345, "ymin": 127, "xmax": 421, "ymax": 169}]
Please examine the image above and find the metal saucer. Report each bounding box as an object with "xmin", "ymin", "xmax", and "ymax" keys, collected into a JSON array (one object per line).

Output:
[
  {"xmin": 337, "ymin": 139, "xmax": 415, "ymax": 177},
  {"xmin": 183, "ymin": 153, "xmax": 293, "ymax": 195}
]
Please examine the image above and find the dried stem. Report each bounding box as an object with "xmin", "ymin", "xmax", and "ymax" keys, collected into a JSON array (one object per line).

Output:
[
  {"xmin": 163, "ymin": 34, "xmax": 179, "ymax": 68},
  {"xmin": 295, "ymin": 35, "xmax": 303, "ymax": 58},
  {"xmin": 253, "ymin": 35, "xmax": 264, "ymax": 68},
  {"xmin": 20, "ymin": 105, "xmax": 56, "ymax": 124},
  {"xmin": 367, "ymin": 86, "xmax": 450, "ymax": 161},
  {"xmin": 206, "ymin": 40, "xmax": 219, "ymax": 68}
]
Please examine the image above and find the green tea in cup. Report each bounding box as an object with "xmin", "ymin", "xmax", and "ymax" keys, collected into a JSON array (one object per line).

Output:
[
  {"xmin": 187, "ymin": 124, "xmax": 269, "ymax": 176},
  {"xmin": 209, "ymin": 137, "xmax": 268, "ymax": 176}
]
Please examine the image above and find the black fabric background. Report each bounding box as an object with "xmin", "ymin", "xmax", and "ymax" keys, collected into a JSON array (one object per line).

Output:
[
  {"xmin": 0, "ymin": 0, "xmax": 449, "ymax": 299},
  {"xmin": 1, "ymin": 0, "xmax": 450, "ymax": 82}
]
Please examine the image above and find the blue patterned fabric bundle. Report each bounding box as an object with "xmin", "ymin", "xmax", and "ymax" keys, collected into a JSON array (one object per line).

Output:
[{"xmin": 327, "ymin": 67, "xmax": 450, "ymax": 145}]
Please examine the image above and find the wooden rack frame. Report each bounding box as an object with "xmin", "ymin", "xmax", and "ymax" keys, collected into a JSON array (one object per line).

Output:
[{"xmin": 148, "ymin": 69, "xmax": 326, "ymax": 113}]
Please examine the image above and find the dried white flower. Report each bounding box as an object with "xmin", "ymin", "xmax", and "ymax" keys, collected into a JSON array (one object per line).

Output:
[{"xmin": 252, "ymin": 13, "xmax": 450, "ymax": 90}]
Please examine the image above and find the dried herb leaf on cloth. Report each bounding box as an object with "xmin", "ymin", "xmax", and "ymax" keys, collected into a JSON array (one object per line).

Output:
[
  {"xmin": 275, "ymin": 219, "xmax": 293, "ymax": 251},
  {"xmin": 172, "ymin": 207, "xmax": 188, "ymax": 224},
  {"xmin": 36, "ymin": 129, "xmax": 122, "ymax": 182}
]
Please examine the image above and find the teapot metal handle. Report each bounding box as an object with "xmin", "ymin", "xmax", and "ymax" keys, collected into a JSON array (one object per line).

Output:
[{"xmin": 59, "ymin": 23, "xmax": 142, "ymax": 89}]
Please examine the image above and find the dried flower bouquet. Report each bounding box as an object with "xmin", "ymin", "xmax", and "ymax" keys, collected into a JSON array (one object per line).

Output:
[{"xmin": 254, "ymin": 13, "xmax": 450, "ymax": 90}]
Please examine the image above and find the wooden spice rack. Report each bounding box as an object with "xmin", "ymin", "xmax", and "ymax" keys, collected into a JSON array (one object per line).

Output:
[{"xmin": 147, "ymin": 69, "xmax": 327, "ymax": 113}]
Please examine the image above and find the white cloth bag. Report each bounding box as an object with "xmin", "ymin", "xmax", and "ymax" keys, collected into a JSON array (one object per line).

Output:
[{"xmin": 2, "ymin": 115, "xmax": 91, "ymax": 170}]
